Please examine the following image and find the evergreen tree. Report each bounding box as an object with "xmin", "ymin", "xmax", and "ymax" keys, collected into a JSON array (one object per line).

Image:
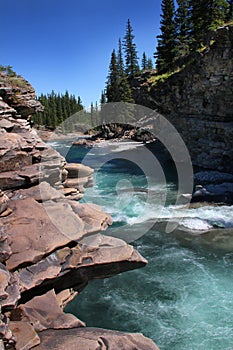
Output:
[
  {"xmin": 123, "ymin": 19, "xmax": 140, "ymax": 78},
  {"xmin": 227, "ymin": 0, "xmax": 233, "ymax": 20},
  {"xmin": 117, "ymin": 38, "xmax": 135, "ymax": 103},
  {"xmin": 56, "ymin": 94, "xmax": 63, "ymax": 124},
  {"xmin": 155, "ymin": 0, "xmax": 177, "ymax": 73},
  {"xmin": 175, "ymin": 0, "xmax": 192, "ymax": 58},
  {"xmin": 209, "ymin": 0, "xmax": 229, "ymax": 28},
  {"xmin": 147, "ymin": 57, "xmax": 154, "ymax": 70},
  {"xmin": 141, "ymin": 52, "xmax": 147, "ymax": 70},
  {"xmin": 33, "ymin": 91, "xmax": 84, "ymax": 129},
  {"xmin": 191, "ymin": 0, "xmax": 212, "ymax": 47},
  {"xmin": 119, "ymin": 75, "xmax": 134, "ymax": 103},
  {"xmin": 90, "ymin": 102, "xmax": 94, "ymax": 126},
  {"xmin": 106, "ymin": 49, "xmax": 120, "ymax": 102},
  {"xmin": 94, "ymin": 101, "xmax": 99, "ymax": 125},
  {"xmin": 141, "ymin": 52, "xmax": 154, "ymax": 70},
  {"xmin": 100, "ymin": 91, "xmax": 106, "ymax": 105},
  {"xmin": 117, "ymin": 38, "xmax": 125, "ymax": 77},
  {"xmin": 100, "ymin": 91, "xmax": 106, "ymax": 125}
]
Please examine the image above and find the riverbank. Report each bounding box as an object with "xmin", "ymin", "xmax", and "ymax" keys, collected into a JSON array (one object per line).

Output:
[{"xmin": 0, "ymin": 73, "xmax": 159, "ymax": 349}]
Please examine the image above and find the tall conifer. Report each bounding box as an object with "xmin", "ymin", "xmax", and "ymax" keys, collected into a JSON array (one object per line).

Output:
[
  {"xmin": 141, "ymin": 52, "xmax": 147, "ymax": 70},
  {"xmin": 117, "ymin": 38, "xmax": 125, "ymax": 77},
  {"xmin": 191, "ymin": 0, "xmax": 213, "ymax": 47},
  {"xmin": 155, "ymin": 0, "xmax": 177, "ymax": 73},
  {"xmin": 209, "ymin": 0, "xmax": 229, "ymax": 28},
  {"xmin": 106, "ymin": 50, "xmax": 120, "ymax": 102},
  {"xmin": 175, "ymin": 0, "xmax": 192, "ymax": 57},
  {"xmin": 227, "ymin": 0, "xmax": 233, "ymax": 20},
  {"xmin": 123, "ymin": 19, "xmax": 140, "ymax": 78}
]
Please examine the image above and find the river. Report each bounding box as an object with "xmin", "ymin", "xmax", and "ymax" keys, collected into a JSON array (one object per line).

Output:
[{"xmin": 49, "ymin": 139, "xmax": 233, "ymax": 350}]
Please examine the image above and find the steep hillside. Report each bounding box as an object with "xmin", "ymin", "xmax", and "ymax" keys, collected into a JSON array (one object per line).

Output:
[{"xmin": 132, "ymin": 25, "xmax": 233, "ymax": 173}]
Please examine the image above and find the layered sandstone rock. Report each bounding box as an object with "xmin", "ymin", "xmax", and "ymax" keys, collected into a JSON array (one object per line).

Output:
[
  {"xmin": 34, "ymin": 328, "xmax": 160, "ymax": 350},
  {"xmin": 0, "ymin": 71, "xmax": 159, "ymax": 349}
]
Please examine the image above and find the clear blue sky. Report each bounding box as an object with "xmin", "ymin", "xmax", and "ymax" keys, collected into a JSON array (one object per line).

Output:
[{"xmin": 1, "ymin": 0, "xmax": 161, "ymax": 108}]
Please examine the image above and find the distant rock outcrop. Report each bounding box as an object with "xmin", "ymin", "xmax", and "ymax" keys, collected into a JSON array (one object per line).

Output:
[
  {"xmin": 132, "ymin": 25, "xmax": 233, "ymax": 174},
  {"xmin": 0, "ymin": 72, "xmax": 158, "ymax": 349}
]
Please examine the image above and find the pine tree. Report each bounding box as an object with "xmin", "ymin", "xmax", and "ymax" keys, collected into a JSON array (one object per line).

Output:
[
  {"xmin": 147, "ymin": 57, "xmax": 154, "ymax": 70},
  {"xmin": 90, "ymin": 102, "xmax": 94, "ymax": 126},
  {"xmin": 209, "ymin": 0, "xmax": 229, "ymax": 28},
  {"xmin": 106, "ymin": 49, "xmax": 120, "ymax": 102},
  {"xmin": 94, "ymin": 101, "xmax": 99, "ymax": 125},
  {"xmin": 117, "ymin": 38, "xmax": 134, "ymax": 103},
  {"xmin": 119, "ymin": 75, "xmax": 134, "ymax": 103},
  {"xmin": 49, "ymin": 92, "xmax": 58, "ymax": 129},
  {"xmin": 227, "ymin": 0, "xmax": 233, "ymax": 20},
  {"xmin": 56, "ymin": 94, "xmax": 63, "ymax": 124},
  {"xmin": 64, "ymin": 90, "xmax": 71, "ymax": 117},
  {"xmin": 155, "ymin": 0, "xmax": 177, "ymax": 73},
  {"xmin": 175, "ymin": 0, "xmax": 192, "ymax": 58},
  {"xmin": 123, "ymin": 19, "xmax": 140, "ymax": 78},
  {"xmin": 141, "ymin": 52, "xmax": 154, "ymax": 70},
  {"xmin": 100, "ymin": 91, "xmax": 106, "ymax": 105},
  {"xmin": 141, "ymin": 52, "xmax": 147, "ymax": 70},
  {"xmin": 33, "ymin": 91, "xmax": 84, "ymax": 129},
  {"xmin": 100, "ymin": 91, "xmax": 106, "ymax": 125},
  {"xmin": 117, "ymin": 38, "xmax": 125, "ymax": 77},
  {"xmin": 190, "ymin": 0, "xmax": 212, "ymax": 48}
]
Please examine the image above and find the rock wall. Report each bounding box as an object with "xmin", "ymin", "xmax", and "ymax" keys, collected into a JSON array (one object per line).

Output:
[
  {"xmin": 0, "ymin": 73, "xmax": 159, "ymax": 349},
  {"xmin": 133, "ymin": 25, "xmax": 233, "ymax": 173}
]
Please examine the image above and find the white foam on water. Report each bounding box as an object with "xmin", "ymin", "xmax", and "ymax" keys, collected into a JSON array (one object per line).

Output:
[{"xmin": 180, "ymin": 218, "xmax": 213, "ymax": 231}]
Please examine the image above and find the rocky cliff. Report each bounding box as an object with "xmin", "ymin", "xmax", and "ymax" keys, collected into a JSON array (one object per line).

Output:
[
  {"xmin": 0, "ymin": 73, "xmax": 159, "ymax": 349},
  {"xmin": 132, "ymin": 24, "xmax": 233, "ymax": 174}
]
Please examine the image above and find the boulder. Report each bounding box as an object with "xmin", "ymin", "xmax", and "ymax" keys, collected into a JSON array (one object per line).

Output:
[
  {"xmin": 0, "ymin": 228, "xmax": 11, "ymax": 263},
  {"xmin": 70, "ymin": 201, "xmax": 113, "ymax": 233},
  {"xmin": 15, "ymin": 234, "xmax": 147, "ymax": 301},
  {"xmin": 3, "ymin": 198, "xmax": 85, "ymax": 271},
  {"xmin": 9, "ymin": 321, "xmax": 40, "ymax": 350},
  {"xmin": 34, "ymin": 328, "xmax": 160, "ymax": 350},
  {"xmin": 0, "ymin": 97, "xmax": 16, "ymax": 118},
  {"xmin": 56, "ymin": 289, "xmax": 78, "ymax": 309},
  {"xmin": 0, "ymin": 190, "xmax": 9, "ymax": 214},
  {"xmin": 0, "ymin": 118, "xmax": 14, "ymax": 130},
  {"xmin": 14, "ymin": 182, "xmax": 64, "ymax": 202},
  {"xmin": 63, "ymin": 176, "xmax": 90, "ymax": 189},
  {"xmin": 0, "ymin": 313, "xmax": 16, "ymax": 349},
  {"xmin": 0, "ymin": 263, "xmax": 10, "ymax": 301},
  {"xmin": 0, "ymin": 263, "xmax": 20, "ymax": 309},
  {"xmin": 0, "ymin": 171, "xmax": 27, "ymax": 190},
  {"xmin": 65, "ymin": 163, "xmax": 94, "ymax": 178},
  {"xmin": 11, "ymin": 290, "xmax": 85, "ymax": 331}
]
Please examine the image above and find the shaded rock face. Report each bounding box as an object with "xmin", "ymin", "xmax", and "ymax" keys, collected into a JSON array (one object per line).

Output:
[
  {"xmin": 133, "ymin": 25, "xmax": 233, "ymax": 174},
  {"xmin": 0, "ymin": 72, "xmax": 159, "ymax": 349},
  {"xmin": 91, "ymin": 123, "xmax": 154, "ymax": 143}
]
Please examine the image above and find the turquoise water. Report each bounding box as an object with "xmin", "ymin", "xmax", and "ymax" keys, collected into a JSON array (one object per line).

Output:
[{"xmin": 50, "ymin": 140, "xmax": 233, "ymax": 350}]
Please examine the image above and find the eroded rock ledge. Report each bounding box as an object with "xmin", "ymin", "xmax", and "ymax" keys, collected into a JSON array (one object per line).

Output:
[{"xmin": 0, "ymin": 73, "xmax": 158, "ymax": 349}]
